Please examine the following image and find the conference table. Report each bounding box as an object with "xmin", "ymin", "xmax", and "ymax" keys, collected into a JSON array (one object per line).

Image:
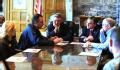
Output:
[{"xmin": 6, "ymin": 42, "xmax": 100, "ymax": 70}]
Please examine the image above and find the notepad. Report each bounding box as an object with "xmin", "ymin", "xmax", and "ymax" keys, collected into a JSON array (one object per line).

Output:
[
  {"xmin": 79, "ymin": 52, "xmax": 100, "ymax": 56},
  {"xmin": 6, "ymin": 57, "xmax": 27, "ymax": 62},
  {"xmin": 23, "ymin": 48, "xmax": 41, "ymax": 53}
]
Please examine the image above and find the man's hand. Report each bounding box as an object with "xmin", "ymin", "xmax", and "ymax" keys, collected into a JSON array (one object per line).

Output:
[
  {"xmin": 85, "ymin": 35, "xmax": 94, "ymax": 42},
  {"xmin": 84, "ymin": 41, "xmax": 92, "ymax": 48},
  {"xmin": 53, "ymin": 37, "xmax": 63, "ymax": 44},
  {"xmin": 49, "ymin": 36, "xmax": 58, "ymax": 41},
  {"xmin": 100, "ymin": 28, "xmax": 105, "ymax": 33}
]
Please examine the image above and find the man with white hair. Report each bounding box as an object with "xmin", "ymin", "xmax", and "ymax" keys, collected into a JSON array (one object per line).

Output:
[
  {"xmin": 103, "ymin": 27, "xmax": 120, "ymax": 70},
  {"xmin": 87, "ymin": 17, "xmax": 116, "ymax": 51},
  {"xmin": 87, "ymin": 17, "xmax": 116, "ymax": 70}
]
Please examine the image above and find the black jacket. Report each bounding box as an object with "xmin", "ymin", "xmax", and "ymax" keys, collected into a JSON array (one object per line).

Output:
[
  {"xmin": 47, "ymin": 21, "xmax": 74, "ymax": 42},
  {"xmin": 0, "ymin": 36, "xmax": 18, "ymax": 59},
  {"xmin": 79, "ymin": 27, "xmax": 100, "ymax": 43}
]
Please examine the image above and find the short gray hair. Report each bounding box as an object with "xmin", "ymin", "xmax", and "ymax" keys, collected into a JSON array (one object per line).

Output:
[{"xmin": 52, "ymin": 13, "xmax": 63, "ymax": 21}]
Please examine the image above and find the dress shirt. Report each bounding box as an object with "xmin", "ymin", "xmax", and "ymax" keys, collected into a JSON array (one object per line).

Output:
[
  {"xmin": 91, "ymin": 27, "xmax": 115, "ymax": 51},
  {"xmin": 99, "ymin": 31, "xmax": 106, "ymax": 43}
]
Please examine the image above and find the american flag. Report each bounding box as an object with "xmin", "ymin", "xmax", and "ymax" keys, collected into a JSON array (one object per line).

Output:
[{"xmin": 34, "ymin": 0, "xmax": 42, "ymax": 14}]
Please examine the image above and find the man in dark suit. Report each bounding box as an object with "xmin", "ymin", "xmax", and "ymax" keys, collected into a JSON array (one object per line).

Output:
[
  {"xmin": 47, "ymin": 13, "xmax": 74, "ymax": 42},
  {"xmin": 79, "ymin": 16, "xmax": 100, "ymax": 43}
]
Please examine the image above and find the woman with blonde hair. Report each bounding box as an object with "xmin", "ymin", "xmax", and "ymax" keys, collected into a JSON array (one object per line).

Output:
[{"xmin": 0, "ymin": 21, "xmax": 18, "ymax": 60}]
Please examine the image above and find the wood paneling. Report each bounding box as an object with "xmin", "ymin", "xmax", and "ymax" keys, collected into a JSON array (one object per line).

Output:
[
  {"xmin": 7, "ymin": 0, "xmax": 33, "ymax": 31},
  {"xmin": 56, "ymin": 0, "xmax": 65, "ymax": 11},
  {"xmin": 45, "ymin": 0, "xmax": 55, "ymax": 11},
  {"xmin": 43, "ymin": 0, "xmax": 66, "ymax": 25},
  {"xmin": 20, "ymin": 12, "xmax": 27, "ymax": 21},
  {"xmin": 5, "ymin": 0, "xmax": 33, "ymax": 41}
]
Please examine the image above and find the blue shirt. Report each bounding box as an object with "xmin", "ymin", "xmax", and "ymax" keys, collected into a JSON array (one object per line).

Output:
[
  {"xmin": 18, "ymin": 24, "xmax": 54, "ymax": 50},
  {"xmin": 91, "ymin": 27, "xmax": 115, "ymax": 52},
  {"xmin": 103, "ymin": 54, "xmax": 120, "ymax": 70}
]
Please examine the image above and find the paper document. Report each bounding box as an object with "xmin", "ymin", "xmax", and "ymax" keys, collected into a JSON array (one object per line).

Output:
[
  {"xmin": 70, "ymin": 42, "xmax": 84, "ymax": 45},
  {"xmin": 79, "ymin": 52, "xmax": 100, "ymax": 56},
  {"xmin": 23, "ymin": 48, "xmax": 41, "ymax": 53},
  {"xmin": 56, "ymin": 42, "xmax": 68, "ymax": 45},
  {"xmin": 6, "ymin": 57, "xmax": 27, "ymax": 62}
]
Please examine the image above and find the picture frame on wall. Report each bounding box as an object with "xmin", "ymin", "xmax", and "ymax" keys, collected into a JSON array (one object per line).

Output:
[{"xmin": 13, "ymin": 0, "xmax": 26, "ymax": 10}]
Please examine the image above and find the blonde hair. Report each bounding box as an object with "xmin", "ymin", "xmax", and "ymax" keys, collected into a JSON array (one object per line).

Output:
[{"xmin": 0, "ymin": 21, "xmax": 16, "ymax": 39}]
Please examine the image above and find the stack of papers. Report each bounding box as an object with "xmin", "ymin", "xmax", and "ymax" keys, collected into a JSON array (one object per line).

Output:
[
  {"xmin": 79, "ymin": 52, "xmax": 100, "ymax": 57},
  {"xmin": 6, "ymin": 56, "xmax": 27, "ymax": 62},
  {"xmin": 23, "ymin": 48, "xmax": 41, "ymax": 53}
]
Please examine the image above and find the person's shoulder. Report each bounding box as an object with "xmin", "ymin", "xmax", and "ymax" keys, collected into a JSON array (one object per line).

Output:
[
  {"xmin": 24, "ymin": 24, "xmax": 32, "ymax": 30},
  {"xmin": 21, "ymin": 24, "xmax": 31, "ymax": 34},
  {"xmin": 48, "ymin": 21, "xmax": 54, "ymax": 28},
  {"xmin": 82, "ymin": 27, "xmax": 88, "ymax": 31},
  {"xmin": 48, "ymin": 21, "xmax": 53, "ymax": 26},
  {"xmin": 103, "ymin": 59, "xmax": 119, "ymax": 70},
  {"xmin": 82, "ymin": 26, "xmax": 87, "ymax": 29},
  {"xmin": 103, "ymin": 60, "xmax": 113, "ymax": 70}
]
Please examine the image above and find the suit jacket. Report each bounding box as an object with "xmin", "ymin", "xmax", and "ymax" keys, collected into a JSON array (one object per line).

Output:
[
  {"xmin": 47, "ymin": 21, "xmax": 74, "ymax": 42},
  {"xmin": 18, "ymin": 24, "xmax": 54, "ymax": 50},
  {"xmin": 79, "ymin": 27, "xmax": 100, "ymax": 43}
]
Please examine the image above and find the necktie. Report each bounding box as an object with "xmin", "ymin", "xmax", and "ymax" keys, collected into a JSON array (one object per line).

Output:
[
  {"xmin": 89, "ymin": 29, "xmax": 92, "ymax": 36},
  {"xmin": 56, "ymin": 27, "xmax": 59, "ymax": 33}
]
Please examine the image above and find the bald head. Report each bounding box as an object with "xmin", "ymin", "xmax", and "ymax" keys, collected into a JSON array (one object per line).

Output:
[
  {"xmin": 102, "ymin": 18, "xmax": 116, "ymax": 27},
  {"xmin": 102, "ymin": 18, "xmax": 116, "ymax": 31}
]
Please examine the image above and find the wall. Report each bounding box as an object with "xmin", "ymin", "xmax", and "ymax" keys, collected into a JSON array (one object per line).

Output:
[
  {"xmin": 73, "ymin": 0, "xmax": 118, "ymax": 22},
  {"xmin": 117, "ymin": 0, "xmax": 120, "ymax": 26}
]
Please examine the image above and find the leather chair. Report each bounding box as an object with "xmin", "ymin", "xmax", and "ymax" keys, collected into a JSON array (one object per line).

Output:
[
  {"xmin": 64, "ymin": 21, "xmax": 79, "ymax": 36},
  {"xmin": 63, "ymin": 21, "xmax": 78, "ymax": 42}
]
